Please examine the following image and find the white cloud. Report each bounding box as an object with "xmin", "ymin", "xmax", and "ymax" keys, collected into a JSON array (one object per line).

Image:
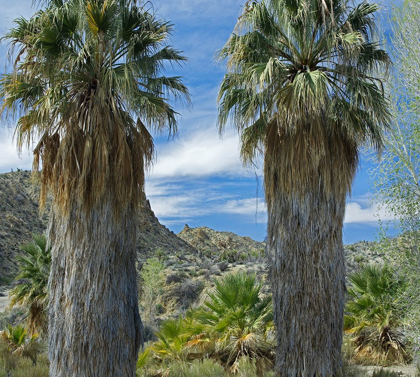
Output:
[
  {"xmin": 150, "ymin": 127, "xmax": 255, "ymax": 178},
  {"xmin": 148, "ymin": 194, "xmax": 206, "ymax": 219},
  {"xmin": 220, "ymin": 197, "xmax": 267, "ymax": 216},
  {"xmin": 344, "ymin": 201, "xmax": 396, "ymax": 224},
  {"xmin": 0, "ymin": 129, "xmax": 33, "ymax": 173}
]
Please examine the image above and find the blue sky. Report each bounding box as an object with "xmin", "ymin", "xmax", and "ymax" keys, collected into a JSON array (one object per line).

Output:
[{"xmin": 0, "ymin": 0, "xmax": 401, "ymax": 244}]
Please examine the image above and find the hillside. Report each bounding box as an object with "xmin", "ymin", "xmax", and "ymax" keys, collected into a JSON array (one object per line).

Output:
[
  {"xmin": 0, "ymin": 171, "xmax": 197, "ymax": 283},
  {"xmin": 0, "ymin": 171, "xmax": 385, "ymax": 286}
]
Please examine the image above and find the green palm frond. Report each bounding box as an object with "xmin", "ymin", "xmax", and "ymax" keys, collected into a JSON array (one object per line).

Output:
[
  {"xmin": 218, "ymin": 0, "xmax": 390, "ymax": 200},
  {"xmin": 192, "ymin": 272, "xmax": 274, "ymax": 374},
  {"xmin": 9, "ymin": 235, "xmax": 51, "ymax": 334},
  {"xmin": 344, "ymin": 264, "xmax": 410, "ymax": 364},
  {"xmin": 0, "ymin": 0, "xmax": 189, "ymax": 213},
  {"xmin": 151, "ymin": 272, "xmax": 274, "ymax": 375}
]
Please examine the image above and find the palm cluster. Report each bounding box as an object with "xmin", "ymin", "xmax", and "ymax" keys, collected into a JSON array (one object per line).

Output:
[
  {"xmin": 150, "ymin": 273, "xmax": 274, "ymax": 376},
  {"xmin": 1, "ymin": 0, "xmax": 189, "ymax": 212}
]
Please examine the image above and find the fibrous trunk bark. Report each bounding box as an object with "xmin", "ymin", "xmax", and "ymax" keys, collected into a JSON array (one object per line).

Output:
[
  {"xmin": 47, "ymin": 196, "xmax": 142, "ymax": 377},
  {"xmin": 266, "ymin": 124, "xmax": 353, "ymax": 376}
]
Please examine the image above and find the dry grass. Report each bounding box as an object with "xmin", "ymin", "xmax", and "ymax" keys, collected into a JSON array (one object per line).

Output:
[{"xmin": 0, "ymin": 353, "xmax": 48, "ymax": 377}]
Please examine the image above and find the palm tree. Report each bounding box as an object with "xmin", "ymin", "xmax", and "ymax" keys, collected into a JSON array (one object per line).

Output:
[
  {"xmin": 0, "ymin": 0, "xmax": 188, "ymax": 375},
  {"xmin": 0, "ymin": 324, "xmax": 42, "ymax": 366},
  {"xmin": 151, "ymin": 273, "xmax": 274, "ymax": 375},
  {"xmin": 193, "ymin": 272, "xmax": 274, "ymax": 375},
  {"xmin": 344, "ymin": 264, "xmax": 409, "ymax": 365},
  {"xmin": 217, "ymin": 0, "xmax": 390, "ymax": 374},
  {"xmin": 153, "ymin": 317, "xmax": 195, "ymax": 362},
  {"xmin": 9, "ymin": 234, "xmax": 51, "ymax": 335}
]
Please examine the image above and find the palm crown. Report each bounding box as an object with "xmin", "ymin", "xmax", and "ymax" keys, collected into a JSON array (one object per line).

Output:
[
  {"xmin": 218, "ymin": 0, "xmax": 390, "ymax": 198},
  {"xmin": 1, "ymin": 0, "xmax": 189, "ymax": 211}
]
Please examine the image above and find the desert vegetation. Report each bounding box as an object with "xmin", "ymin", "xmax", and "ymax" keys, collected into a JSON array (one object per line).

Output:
[{"xmin": 0, "ymin": 0, "xmax": 419, "ymax": 376}]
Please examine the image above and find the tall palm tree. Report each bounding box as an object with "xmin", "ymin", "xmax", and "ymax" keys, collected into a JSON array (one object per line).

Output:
[
  {"xmin": 217, "ymin": 0, "xmax": 390, "ymax": 374},
  {"xmin": 0, "ymin": 0, "xmax": 189, "ymax": 376},
  {"xmin": 10, "ymin": 234, "xmax": 51, "ymax": 335}
]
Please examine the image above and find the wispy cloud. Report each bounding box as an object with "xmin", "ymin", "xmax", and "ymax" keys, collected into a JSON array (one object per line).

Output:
[{"xmin": 220, "ymin": 197, "xmax": 267, "ymax": 216}]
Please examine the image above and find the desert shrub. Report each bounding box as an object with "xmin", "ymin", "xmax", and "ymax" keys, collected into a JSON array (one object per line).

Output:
[
  {"xmin": 155, "ymin": 248, "xmax": 167, "ymax": 262},
  {"xmin": 0, "ymin": 325, "xmax": 43, "ymax": 370},
  {"xmin": 140, "ymin": 258, "xmax": 164, "ymax": 324},
  {"xmin": 166, "ymin": 274, "xmax": 184, "ymax": 285},
  {"xmin": 219, "ymin": 249, "xmax": 239, "ymax": 263},
  {"xmin": 344, "ymin": 264, "xmax": 410, "ymax": 365},
  {"xmin": 0, "ymin": 356, "xmax": 49, "ymax": 377},
  {"xmin": 197, "ymin": 229, "xmax": 209, "ymax": 241},
  {"xmin": 217, "ymin": 240, "xmax": 229, "ymax": 249},
  {"xmin": 230, "ymin": 357, "xmax": 275, "ymax": 377},
  {"xmin": 188, "ymin": 270, "xmax": 199, "ymax": 278},
  {"xmin": 238, "ymin": 252, "xmax": 247, "ymax": 261},
  {"xmin": 171, "ymin": 280, "xmax": 205, "ymax": 309},
  {"xmin": 249, "ymin": 250, "xmax": 262, "ymax": 260}
]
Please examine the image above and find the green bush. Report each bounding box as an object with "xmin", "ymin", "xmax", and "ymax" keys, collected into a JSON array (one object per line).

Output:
[{"xmin": 154, "ymin": 272, "xmax": 274, "ymax": 376}]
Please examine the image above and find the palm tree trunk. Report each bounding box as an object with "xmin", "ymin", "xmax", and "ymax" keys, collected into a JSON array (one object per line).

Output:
[
  {"xmin": 47, "ymin": 195, "xmax": 143, "ymax": 377},
  {"xmin": 266, "ymin": 124, "xmax": 354, "ymax": 376}
]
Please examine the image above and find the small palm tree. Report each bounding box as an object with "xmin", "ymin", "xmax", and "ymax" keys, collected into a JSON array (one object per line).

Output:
[
  {"xmin": 10, "ymin": 234, "xmax": 51, "ymax": 335},
  {"xmin": 344, "ymin": 264, "xmax": 410, "ymax": 365},
  {"xmin": 151, "ymin": 273, "xmax": 273, "ymax": 375},
  {"xmin": 217, "ymin": 0, "xmax": 391, "ymax": 374},
  {"xmin": 0, "ymin": 324, "xmax": 42, "ymax": 366},
  {"xmin": 153, "ymin": 317, "xmax": 194, "ymax": 362},
  {"xmin": 192, "ymin": 272, "xmax": 274, "ymax": 375}
]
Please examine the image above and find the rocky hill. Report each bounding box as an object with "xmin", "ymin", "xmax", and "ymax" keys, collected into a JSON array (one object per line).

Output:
[
  {"xmin": 0, "ymin": 171, "xmax": 47, "ymax": 283},
  {"xmin": 0, "ymin": 171, "xmax": 385, "ymax": 286},
  {"xmin": 0, "ymin": 170, "xmax": 197, "ymax": 284},
  {"xmin": 178, "ymin": 224, "xmax": 266, "ymax": 260}
]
